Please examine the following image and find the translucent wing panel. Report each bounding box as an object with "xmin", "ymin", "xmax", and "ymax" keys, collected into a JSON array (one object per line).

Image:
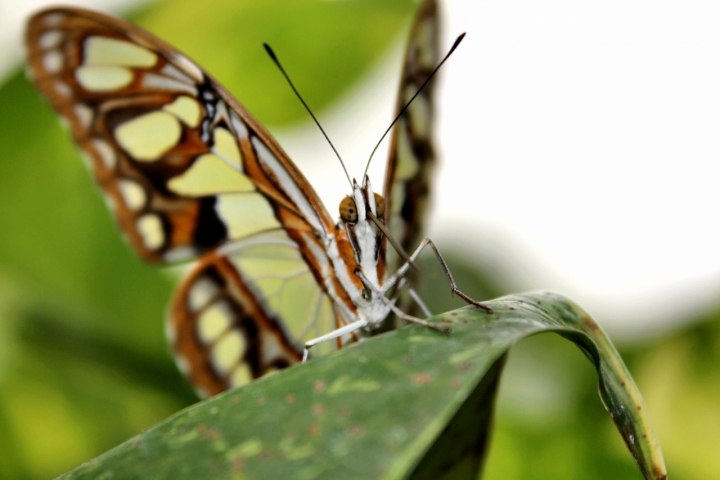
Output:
[
  {"xmin": 168, "ymin": 230, "xmax": 344, "ymax": 397},
  {"xmin": 228, "ymin": 240, "xmax": 337, "ymax": 349},
  {"xmin": 383, "ymin": 0, "xmax": 440, "ymax": 276}
]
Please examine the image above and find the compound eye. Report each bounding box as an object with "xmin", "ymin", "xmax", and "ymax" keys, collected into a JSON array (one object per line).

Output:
[
  {"xmin": 373, "ymin": 193, "xmax": 385, "ymax": 217},
  {"xmin": 339, "ymin": 196, "xmax": 358, "ymax": 223}
]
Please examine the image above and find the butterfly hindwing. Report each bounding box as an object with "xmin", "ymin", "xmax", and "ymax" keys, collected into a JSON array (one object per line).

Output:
[
  {"xmin": 169, "ymin": 235, "xmax": 338, "ymax": 396},
  {"xmin": 170, "ymin": 226, "xmax": 366, "ymax": 396}
]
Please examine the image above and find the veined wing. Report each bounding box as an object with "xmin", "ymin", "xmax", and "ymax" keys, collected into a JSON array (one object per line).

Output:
[
  {"xmin": 25, "ymin": 7, "xmax": 358, "ymax": 396},
  {"xmin": 383, "ymin": 0, "xmax": 440, "ymax": 280},
  {"xmin": 25, "ymin": 7, "xmax": 336, "ymax": 263},
  {"xmin": 169, "ymin": 229, "xmax": 357, "ymax": 397}
]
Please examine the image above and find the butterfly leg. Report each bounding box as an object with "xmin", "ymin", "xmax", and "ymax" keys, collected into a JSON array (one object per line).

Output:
[
  {"xmin": 303, "ymin": 319, "xmax": 368, "ymax": 363},
  {"xmin": 383, "ymin": 238, "xmax": 493, "ymax": 314},
  {"xmin": 356, "ymin": 271, "xmax": 450, "ymax": 333},
  {"xmin": 395, "ymin": 277, "xmax": 432, "ymax": 317}
]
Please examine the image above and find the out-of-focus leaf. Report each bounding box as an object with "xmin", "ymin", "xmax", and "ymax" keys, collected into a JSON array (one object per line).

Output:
[
  {"xmin": 131, "ymin": 0, "xmax": 416, "ymax": 126},
  {"xmin": 630, "ymin": 306, "xmax": 720, "ymax": 480},
  {"xmin": 57, "ymin": 293, "xmax": 665, "ymax": 480}
]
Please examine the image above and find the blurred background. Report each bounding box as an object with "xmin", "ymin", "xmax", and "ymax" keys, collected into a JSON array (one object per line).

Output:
[{"xmin": 1, "ymin": 0, "xmax": 719, "ymax": 478}]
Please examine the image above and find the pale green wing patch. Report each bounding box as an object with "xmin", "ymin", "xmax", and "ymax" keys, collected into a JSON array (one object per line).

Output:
[{"xmin": 225, "ymin": 234, "xmax": 338, "ymax": 356}]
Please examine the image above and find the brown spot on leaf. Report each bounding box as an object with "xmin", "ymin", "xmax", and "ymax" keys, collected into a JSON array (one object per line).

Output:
[
  {"xmin": 230, "ymin": 457, "xmax": 244, "ymax": 471},
  {"xmin": 451, "ymin": 378, "xmax": 463, "ymax": 388},
  {"xmin": 205, "ymin": 429, "xmax": 218, "ymax": 440},
  {"xmin": 307, "ymin": 424, "xmax": 321, "ymax": 436},
  {"xmin": 458, "ymin": 362, "xmax": 472, "ymax": 372},
  {"xmin": 230, "ymin": 395, "xmax": 239, "ymax": 405},
  {"xmin": 442, "ymin": 318, "xmax": 453, "ymax": 324},
  {"xmin": 257, "ymin": 396, "xmax": 267, "ymax": 406},
  {"xmin": 582, "ymin": 316, "xmax": 599, "ymax": 331},
  {"xmin": 402, "ymin": 355, "xmax": 413, "ymax": 363},
  {"xmin": 286, "ymin": 394, "xmax": 296, "ymax": 404},
  {"xmin": 314, "ymin": 380, "xmax": 326, "ymax": 392},
  {"xmin": 312, "ymin": 404, "xmax": 325, "ymax": 416},
  {"xmin": 348, "ymin": 425, "xmax": 365, "ymax": 437},
  {"xmin": 414, "ymin": 373, "xmax": 433, "ymax": 386}
]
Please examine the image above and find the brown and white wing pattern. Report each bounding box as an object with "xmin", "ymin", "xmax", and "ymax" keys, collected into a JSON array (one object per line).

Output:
[
  {"xmin": 25, "ymin": 7, "xmax": 336, "ymax": 263},
  {"xmin": 383, "ymin": 0, "xmax": 440, "ymax": 277},
  {"xmin": 25, "ymin": 7, "xmax": 357, "ymax": 396},
  {"xmin": 169, "ymin": 229, "xmax": 351, "ymax": 397}
]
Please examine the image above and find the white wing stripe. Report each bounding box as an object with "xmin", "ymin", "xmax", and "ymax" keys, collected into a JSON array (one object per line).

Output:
[{"xmin": 251, "ymin": 136, "xmax": 324, "ymax": 233}]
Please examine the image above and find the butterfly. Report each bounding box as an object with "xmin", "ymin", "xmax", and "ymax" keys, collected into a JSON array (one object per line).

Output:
[{"xmin": 25, "ymin": 0, "xmax": 489, "ymax": 398}]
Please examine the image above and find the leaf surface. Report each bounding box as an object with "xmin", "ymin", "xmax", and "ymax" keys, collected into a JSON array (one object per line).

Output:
[{"xmin": 58, "ymin": 292, "xmax": 666, "ymax": 480}]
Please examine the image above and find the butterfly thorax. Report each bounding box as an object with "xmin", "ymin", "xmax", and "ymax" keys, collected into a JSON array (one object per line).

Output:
[{"xmin": 326, "ymin": 179, "xmax": 390, "ymax": 328}]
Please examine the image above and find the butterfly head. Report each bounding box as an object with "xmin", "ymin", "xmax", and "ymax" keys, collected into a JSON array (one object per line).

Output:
[
  {"xmin": 337, "ymin": 178, "xmax": 387, "ymax": 276},
  {"xmin": 337, "ymin": 178, "xmax": 388, "ymax": 301},
  {"xmin": 338, "ymin": 178, "xmax": 385, "ymax": 227}
]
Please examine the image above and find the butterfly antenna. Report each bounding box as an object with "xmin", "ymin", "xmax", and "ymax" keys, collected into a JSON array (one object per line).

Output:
[
  {"xmin": 264, "ymin": 43, "xmax": 353, "ymax": 187},
  {"xmin": 363, "ymin": 33, "xmax": 466, "ymax": 180}
]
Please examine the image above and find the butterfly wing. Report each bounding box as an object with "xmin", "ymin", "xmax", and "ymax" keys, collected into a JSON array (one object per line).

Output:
[
  {"xmin": 383, "ymin": 0, "xmax": 440, "ymax": 284},
  {"xmin": 25, "ymin": 7, "xmax": 358, "ymax": 396},
  {"xmin": 25, "ymin": 7, "xmax": 337, "ymax": 262},
  {"xmin": 169, "ymin": 230, "xmax": 354, "ymax": 397}
]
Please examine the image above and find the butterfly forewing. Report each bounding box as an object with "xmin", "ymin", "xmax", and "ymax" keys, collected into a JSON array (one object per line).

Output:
[
  {"xmin": 25, "ymin": 8, "xmax": 335, "ymax": 263},
  {"xmin": 383, "ymin": 0, "xmax": 440, "ymax": 279}
]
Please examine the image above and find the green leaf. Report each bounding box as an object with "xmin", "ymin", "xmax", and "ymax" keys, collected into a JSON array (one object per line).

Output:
[{"xmin": 57, "ymin": 292, "xmax": 666, "ymax": 480}]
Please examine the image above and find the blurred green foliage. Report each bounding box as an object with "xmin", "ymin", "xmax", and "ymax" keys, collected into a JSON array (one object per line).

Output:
[
  {"xmin": 0, "ymin": 0, "xmax": 717, "ymax": 478},
  {"xmin": 480, "ymin": 304, "xmax": 720, "ymax": 480}
]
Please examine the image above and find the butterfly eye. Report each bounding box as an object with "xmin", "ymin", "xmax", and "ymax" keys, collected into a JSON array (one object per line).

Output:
[
  {"xmin": 374, "ymin": 193, "xmax": 385, "ymax": 217},
  {"xmin": 339, "ymin": 196, "xmax": 358, "ymax": 223}
]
